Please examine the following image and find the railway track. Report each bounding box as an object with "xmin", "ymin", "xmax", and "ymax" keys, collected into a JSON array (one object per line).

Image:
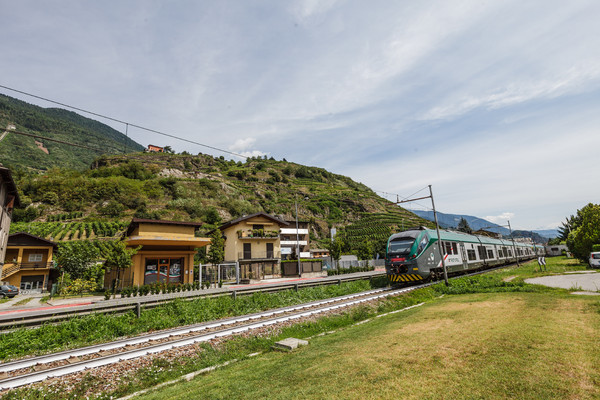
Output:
[
  {"xmin": 0, "ymin": 285, "xmax": 422, "ymax": 391},
  {"xmin": 0, "ymin": 271, "xmax": 386, "ymax": 329}
]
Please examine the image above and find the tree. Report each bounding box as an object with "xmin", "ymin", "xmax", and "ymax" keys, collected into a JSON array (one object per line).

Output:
[
  {"xmin": 207, "ymin": 230, "xmax": 225, "ymax": 265},
  {"xmin": 163, "ymin": 145, "xmax": 174, "ymax": 154},
  {"xmin": 357, "ymin": 239, "xmax": 373, "ymax": 261},
  {"xmin": 457, "ymin": 218, "xmax": 472, "ymax": 234},
  {"xmin": 326, "ymin": 234, "xmax": 344, "ymax": 269},
  {"xmin": 56, "ymin": 241, "xmax": 100, "ymax": 278},
  {"xmin": 566, "ymin": 203, "xmax": 600, "ymax": 262},
  {"xmin": 104, "ymin": 241, "xmax": 141, "ymax": 297}
]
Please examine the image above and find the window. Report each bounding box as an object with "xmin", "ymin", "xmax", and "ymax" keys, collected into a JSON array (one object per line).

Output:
[
  {"xmin": 477, "ymin": 246, "xmax": 487, "ymax": 260},
  {"xmin": 487, "ymin": 249, "xmax": 494, "ymax": 259},
  {"xmin": 388, "ymin": 237, "xmax": 416, "ymax": 255},
  {"xmin": 467, "ymin": 249, "xmax": 477, "ymax": 261},
  {"xmin": 416, "ymin": 234, "xmax": 429, "ymax": 255},
  {"xmin": 444, "ymin": 242, "xmax": 452, "ymax": 255},
  {"xmin": 452, "ymin": 242, "xmax": 458, "ymax": 255},
  {"xmin": 266, "ymin": 243, "xmax": 274, "ymax": 258},
  {"xmin": 144, "ymin": 258, "xmax": 184, "ymax": 285},
  {"xmin": 28, "ymin": 254, "xmax": 43, "ymax": 262},
  {"xmin": 243, "ymin": 243, "xmax": 252, "ymax": 259}
]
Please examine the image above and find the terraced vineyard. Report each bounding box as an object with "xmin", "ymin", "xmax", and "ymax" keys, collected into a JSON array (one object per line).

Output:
[
  {"xmin": 9, "ymin": 221, "xmax": 128, "ymax": 241},
  {"xmin": 343, "ymin": 209, "xmax": 435, "ymax": 249}
]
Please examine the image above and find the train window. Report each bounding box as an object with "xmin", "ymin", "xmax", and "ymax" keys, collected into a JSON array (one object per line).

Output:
[
  {"xmin": 487, "ymin": 249, "xmax": 494, "ymax": 259},
  {"xmin": 508, "ymin": 249, "xmax": 513, "ymax": 257},
  {"xmin": 452, "ymin": 242, "xmax": 458, "ymax": 255},
  {"xmin": 416, "ymin": 234, "xmax": 429, "ymax": 255},
  {"xmin": 444, "ymin": 242, "xmax": 452, "ymax": 255},
  {"xmin": 388, "ymin": 237, "xmax": 415, "ymax": 255},
  {"xmin": 467, "ymin": 249, "xmax": 477, "ymax": 261},
  {"xmin": 477, "ymin": 246, "xmax": 487, "ymax": 260}
]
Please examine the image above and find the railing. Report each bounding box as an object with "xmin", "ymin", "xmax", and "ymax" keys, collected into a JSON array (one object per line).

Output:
[
  {"xmin": 237, "ymin": 251, "xmax": 281, "ymax": 260},
  {"xmin": 237, "ymin": 229, "xmax": 280, "ymax": 239},
  {"xmin": 0, "ymin": 262, "xmax": 53, "ymax": 279},
  {"xmin": 0, "ymin": 270, "xmax": 386, "ymax": 329}
]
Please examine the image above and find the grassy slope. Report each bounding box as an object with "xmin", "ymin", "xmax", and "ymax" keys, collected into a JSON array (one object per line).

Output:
[
  {"xmin": 136, "ymin": 258, "xmax": 600, "ymax": 400},
  {"xmin": 12, "ymin": 152, "xmax": 434, "ymax": 248},
  {"xmin": 0, "ymin": 94, "xmax": 143, "ymax": 171}
]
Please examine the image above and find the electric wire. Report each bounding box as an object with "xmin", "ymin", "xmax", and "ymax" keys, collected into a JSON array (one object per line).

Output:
[
  {"xmin": 5, "ymin": 129, "xmax": 106, "ymax": 152},
  {"xmin": 0, "ymin": 84, "xmax": 248, "ymax": 159}
]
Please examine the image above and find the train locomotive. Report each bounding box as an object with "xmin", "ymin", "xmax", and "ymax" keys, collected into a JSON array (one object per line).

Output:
[{"xmin": 385, "ymin": 227, "xmax": 544, "ymax": 284}]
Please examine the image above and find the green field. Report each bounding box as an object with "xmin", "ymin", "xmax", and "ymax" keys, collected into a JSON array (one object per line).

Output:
[
  {"xmin": 5, "ymin": 257, "xmax": 600, "ymax": 400},
  {"xmin": 135, "ymin": 258, "xmax": 600, "ymax": 400}
]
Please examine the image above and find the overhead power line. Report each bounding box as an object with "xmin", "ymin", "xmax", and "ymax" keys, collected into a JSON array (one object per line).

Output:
[
  {"xmin": 0, "ymin": 84, "xmax": 248, "ymax": 159},
  {"xmin": 6, "ymin": 129, "xmax": 105, "ymax": 152}
]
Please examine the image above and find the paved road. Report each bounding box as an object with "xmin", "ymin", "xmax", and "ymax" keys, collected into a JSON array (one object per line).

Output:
[{"xmin": 525, "ymin": 271, "xmax": 600, "ymax": 293}]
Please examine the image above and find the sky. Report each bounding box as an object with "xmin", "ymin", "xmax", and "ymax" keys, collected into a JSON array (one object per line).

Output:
[{"xmin": 1, "ymin": 0, "xmax": 599, "ymax": 231}]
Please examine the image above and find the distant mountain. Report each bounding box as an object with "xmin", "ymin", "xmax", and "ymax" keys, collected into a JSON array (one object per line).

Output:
[
  {"xmin": 0, "ymin": 94, "xmax": 144, "ymax": 171},
  {"xmin": 410, "ymin": 210, "xmax": 511, "ymax": 235},
  {"xmin": 531, "ymin": 229, "xmax": 559, "ymax": 239},
  {"xmin": 410, "ymin": 210, "xmax": 551, "ymax": 243}
]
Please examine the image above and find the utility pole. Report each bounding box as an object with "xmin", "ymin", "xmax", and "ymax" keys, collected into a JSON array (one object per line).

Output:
[
  {"xmin": 507, "ymin": 220, "xmax": 519, "ymax": 267},
  {"xmin": 429, "ymin": 185, "xmax": 448, "ymax": 285},
  {"xmin": 396, "ymin": 185, "xmax": 448, "ymax": 286},
  {"xmin": 295, "ymin": 194, "xmax": 301, "ymax": 278}
]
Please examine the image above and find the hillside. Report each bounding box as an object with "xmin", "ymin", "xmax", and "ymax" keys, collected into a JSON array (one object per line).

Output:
[
  {"xmin": 9, "ymin": 152, "xmax": 434, "ymax": 253},
  {"xmin": 0, "ymin": 94, "xmax": 144, "ymax": 171}
]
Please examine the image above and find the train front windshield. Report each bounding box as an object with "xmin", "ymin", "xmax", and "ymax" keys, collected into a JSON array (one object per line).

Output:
[{"xmin": 388, "ymin": 238, "xmax": 415, "ymax": 256}]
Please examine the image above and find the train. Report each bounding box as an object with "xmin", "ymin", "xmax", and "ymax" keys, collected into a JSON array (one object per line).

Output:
[{"xmin": 385, "ymin": 227, "xmax": 545, "ymax": 284}]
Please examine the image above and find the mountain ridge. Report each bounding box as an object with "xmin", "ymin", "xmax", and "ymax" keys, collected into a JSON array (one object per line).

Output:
[
  {"xmin": 410, "ymin": 209, "xmax": 557, "ymax": 242},
  {"xmin": 0, "ymin": 93, "xmax": 144, "ymax": 171}
]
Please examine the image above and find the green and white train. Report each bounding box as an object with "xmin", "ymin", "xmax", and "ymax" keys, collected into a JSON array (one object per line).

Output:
[{"xmin": 385, "ymin": 227, "xmax": 544, "ymax": 284}]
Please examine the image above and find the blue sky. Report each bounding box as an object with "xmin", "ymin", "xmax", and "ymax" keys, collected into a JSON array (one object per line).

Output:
[{"xmin": 2, "ymin": 0, "xmax": 599, "ymax": 230}]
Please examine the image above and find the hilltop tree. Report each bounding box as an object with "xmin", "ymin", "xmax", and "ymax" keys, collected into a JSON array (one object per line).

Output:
[{"xmin": 457, "ymin": 218, "xmax": 472, "ymax": 234}]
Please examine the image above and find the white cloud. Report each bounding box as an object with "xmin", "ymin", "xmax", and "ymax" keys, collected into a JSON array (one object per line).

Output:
[
  {"xmin": 228, "ymin": 138, "xmax": 267, "ymax": 159},
  {"xmin": 484, "ymin": 213, "xmax": 515, "ymax": 224}
]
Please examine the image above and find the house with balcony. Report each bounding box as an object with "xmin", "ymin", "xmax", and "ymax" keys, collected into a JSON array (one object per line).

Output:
[
  {"xmin": 280, "ymin": 220, "xmax": 311, "ymax": 259},
  {"xmin": 216, "ymin": 213, "xmax": 288, "ymax": 281},
  {"xmin": 104, "ymin": 219, "xmax": 211, "ymax": 289},
  {"xmin": 2, "ymin": 232, "xmax": 57, "ymax": 292},
  {"xmin": 0, "ymin": 165, "xmax": 21, "ymax": 280}
]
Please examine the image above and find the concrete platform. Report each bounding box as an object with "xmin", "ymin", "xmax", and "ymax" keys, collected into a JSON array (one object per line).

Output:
[
  {"xmin": 525, "ymin": 272, "xmax": 600, "ymax": 293},
  {"xmin": 273, "ymin": 337, "xmax": 308, "ymax": 351}
]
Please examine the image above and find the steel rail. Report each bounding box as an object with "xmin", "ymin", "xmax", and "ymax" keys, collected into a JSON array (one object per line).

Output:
[
  {"xmin": 0, "ymin": 263, "xmax": 517, "ymax": 390},
  {"xmin": 0, "ymin": 288, "xmax": 388, "ymax": 374},
  {"xmin": 0, "ymin": 271, "xmax": 386, "ymax": 329},
  {"xmin": 0, "ymin": 286, "xmax": 418, "ymax": 390}
]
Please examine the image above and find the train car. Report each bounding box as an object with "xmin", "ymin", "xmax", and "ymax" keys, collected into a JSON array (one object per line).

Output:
[{"xmin": 385, "ymin": 227, "xmax": 542, "ymax": 284}]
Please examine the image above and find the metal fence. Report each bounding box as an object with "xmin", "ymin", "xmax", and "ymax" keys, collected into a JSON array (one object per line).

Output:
[
  {"xmin": 199, "ymin": 262, "xmax": 238, "ymax": 286},
  {"xmin": 321, "ymin": 258, "xmax": 385, "ymax": 270}
]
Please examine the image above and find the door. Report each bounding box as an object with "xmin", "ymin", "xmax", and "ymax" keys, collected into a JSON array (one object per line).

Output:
[
  {"xmin": 266, "ymin": 243, "xmax": 274, "ymax": 259},
  {"xmin": 459, "ymin": 243, "xmax": 468, "ymax": 269}
]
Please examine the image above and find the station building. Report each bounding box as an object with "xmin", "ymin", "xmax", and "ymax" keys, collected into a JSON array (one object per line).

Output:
[{"xmin": 104, "ymin": 219, "xmax": 211, "ymax": 289}]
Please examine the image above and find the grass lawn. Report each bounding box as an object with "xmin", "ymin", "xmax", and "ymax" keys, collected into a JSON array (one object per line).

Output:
[{"xmin": 137, "ymin": 260, "xmax": 600, "ymax": 400}]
